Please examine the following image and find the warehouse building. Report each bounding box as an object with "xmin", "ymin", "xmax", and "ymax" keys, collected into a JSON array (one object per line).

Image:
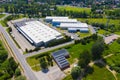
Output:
[
  {"xmin": 52, "ymin": 19, "xmax": 78, "ymax": 26},
  {"xmin": 45, "ymin": 16, "xmax": 69, "ymax": 23},
  {"xmin": 14, "ymin": 20, "xmax": 63, "ymax": 47},
  {"xmin": 59, "ymin": 23, "xmax": 89, "ymax": 33},
  {"xmin": 52, "ymin": 49, "xmax": 70, "ymax": 70}
]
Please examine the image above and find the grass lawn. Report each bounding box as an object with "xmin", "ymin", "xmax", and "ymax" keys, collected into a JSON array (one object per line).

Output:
[
  {"xmin": 67, "ymin": 42, "xmax": 94, "ymax": 63},
  {"xmin": 0, "ymin": 14, "xmax": 5, "ymax": 18},
  {"xmin": 0, "ymin": 20, "xmax": 7, "ymax": 27},
  {"xmin": 77, "ymin": 32, "xmax": 91, "ymax": 38},
  {"xmin": 57, "ymin": 6, "xmax": 91, "ymax": 13},
  {"xmin": 97, "ymin": 29, "xmax": 111, "ymax": 35},
  {"xmin": 103, "ymin": 41, "xmax": 120, "ymax": 56},
  {"xmin": 104, "ymin": 52, "xmax": 120, "ymax": 80},
  {"xmin": 105, "ymin": 53, "xmax": 120, "ymax": 68},
  {"xmin": 83, "ymin": 64, "xmax": 115, "ymax": 80},
  {"xmin": 117, "ymin": 73, "xmax": 120, "ymax": 80},
  {"xmin": 62, "ymin": 74, "xmax": 73, "ymax": 80}
]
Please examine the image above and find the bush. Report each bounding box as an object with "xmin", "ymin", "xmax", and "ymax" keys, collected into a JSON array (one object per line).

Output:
[
  {"xmin": 71, "ymin": 66, "xmax": 81, "ymax": 79},
  {"xmin": 81, "ymin": 39, "xmax": 86, "ymax": 45},
  {"xmin": 117, "ymin": 38, "xmax": 120, "ymax": 44}
]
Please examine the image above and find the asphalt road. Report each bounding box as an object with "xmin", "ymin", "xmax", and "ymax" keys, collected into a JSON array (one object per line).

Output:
[
  {"xmin": 24, "ymin": 40, "xmax": 74, "ymax": 58},
  {"xmin": 0, "ymin": 13, "xmax": 10, "ymax": 21},
  {"xmin": 88, "ymin": 25, "xmax": 96, "ymax": 34},
  {"xmin": 0, "ymin": 25, "xmax": 38, "ymax": 80}
]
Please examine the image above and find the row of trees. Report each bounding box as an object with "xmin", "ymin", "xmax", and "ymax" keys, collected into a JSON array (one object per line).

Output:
[
  {"xmin": 47, "ymin": 35, "xmax": 71, "ymax": 47},
  {"xmin": 0, "ymin": 40, "xmax": 25, "ymax": 80}
]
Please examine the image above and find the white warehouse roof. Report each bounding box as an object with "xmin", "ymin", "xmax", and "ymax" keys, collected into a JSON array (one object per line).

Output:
[
  {"xmin": 52, "ymin": 19, "xmax": 77, "ymax": 23},
  {"xmin": 60, "ymin": 23, "xmax": 88, "ymax": 28},
  {"xmin": 19, "ymin": 21, "xmax": 62, "ymax": 44},
  {"xmin": 46, "ymin": 16, "xmax": 69, "ymax": 20}
]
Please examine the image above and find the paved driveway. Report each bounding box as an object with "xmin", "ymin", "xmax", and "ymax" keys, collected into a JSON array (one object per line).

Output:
[{"xmin": 34, "ymin": 65, "xmax": 66, "ymax": 80}]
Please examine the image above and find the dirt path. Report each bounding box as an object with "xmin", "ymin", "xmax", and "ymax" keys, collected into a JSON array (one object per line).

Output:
[{"xmin": 89, "ymin": 54, "xmax": 117, "ymax": 80}]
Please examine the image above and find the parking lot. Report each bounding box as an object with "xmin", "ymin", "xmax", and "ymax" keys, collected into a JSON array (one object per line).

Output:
[
  {"xmin": 7, "ymin": 19, "xmax": 35, "ymax": 52},
  {"xmin": 34, "ymin": 65, "xmax": 66, "ymax": 80}
]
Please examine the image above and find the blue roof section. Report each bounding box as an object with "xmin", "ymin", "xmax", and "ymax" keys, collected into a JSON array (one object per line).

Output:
[
  {"xmin": 68, "ymin": 28, "xmax": 89, "ymax": 31},
  {"xmin": 52, "ymin": 49, "xmax": 70, "ymax": 69},
  {"xmin": 80, "ymin": 28, "xmax": 89, "ymax": 31},
  {"xmin": 52, "ymin": 49, "xmax": 69, "ymax": 57}
]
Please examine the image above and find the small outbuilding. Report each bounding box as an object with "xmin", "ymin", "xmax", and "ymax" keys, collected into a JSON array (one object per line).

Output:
[{"xmin": 52, "ymin": 49, "xmax": 70, "ymax": 70}]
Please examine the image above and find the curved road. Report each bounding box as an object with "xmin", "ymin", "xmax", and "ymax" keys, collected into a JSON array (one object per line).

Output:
[{"xmin": 0, "ymin": 25, "xmax": 38, "ymax": 80}]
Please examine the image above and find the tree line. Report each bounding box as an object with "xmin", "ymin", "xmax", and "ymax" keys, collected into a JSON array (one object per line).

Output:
[{"xmin": 0, "ymin": 40, "xmax": 26, "ymax": 80}]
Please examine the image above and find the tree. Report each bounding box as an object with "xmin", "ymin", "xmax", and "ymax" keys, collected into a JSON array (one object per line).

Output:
[
  {"xmin": 117, "ymin": 38, "xmax": 120, "ymax": 44},
  {"xmin": 8, "ymin": 57, "xmax": 18, "ymax": 72},
  {"xmin": 91, "ymin": 38, "xmax": 105, "ymax": 60},
  {"xmin": 91, "ymin": 34, "xmax": 98, "ymax": 40},
  {"xmin": 40, "ymin": 58, "xmax": 48, "ymax": 69},
  {"xmin": 15, "ymin": 68, "xmax": 21, "ymax": 77},
  {"xmin": 78, "ymin": 50, "xmax": 92, "ymax": 68},
  {"xmin": 40, "ymin": 61, "xmax": 48, "ymax": 69},
  {"xmin": 0, "ymin": 50, "xmax": 8, "ymax": 63},
  {"xmin": 71, "ymin": 66, "xmax": 81, "ymax": 79},
  {"xmin": 15, "ymin": 76, "xmax": 26, "ymax": 80}
]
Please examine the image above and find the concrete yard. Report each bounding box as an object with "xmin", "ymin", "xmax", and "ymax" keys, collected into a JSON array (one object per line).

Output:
[
  {"xmin": 34, "ymin": 65, "xmax": 66, "ymax": 80},
  {"xmin": 104, "ymin": 34, "xmax": 120, "ymax": 44}
]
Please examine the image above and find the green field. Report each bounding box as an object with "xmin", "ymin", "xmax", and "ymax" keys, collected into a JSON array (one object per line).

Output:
[
  {"xmin": 77, "ymin": 32, "xmax": 91, "ymax": 38},
  {"xmin": 97, "ymin": 29, "xmax": 111, "ymax": 35},
  {"xmin": 0, "ymin": 14, "xmax": 5, "ymax": 18},
  {"xmin": 67, "ymin": 42, "xmax": 94, "ymax": 63},
  {"xmin": 57, "ymin": 6, "xmax": 91, "ymax": 13},
  {"xmin": 83, "ymin": 64, "xmax": 115, "ymax": 80},
  {"xmin": 78, "ymin": 18, "xmax": 120, "ymax": 28}
]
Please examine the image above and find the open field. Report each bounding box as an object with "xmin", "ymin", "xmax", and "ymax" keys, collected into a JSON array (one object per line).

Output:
[
  {"xmin": 78, "ymin": 18, "xmax": 120, "ymax": 28},
  {"xmin": 83, "ymin": 64, "xmax": 115, "ymax": 80},
  {"xmin": 67, "ymin": 42, "xmax": 93, "ymax": 63},
  {"xmin": 57, "ymin": 6, "xmax": 91, "ymax": 13}
]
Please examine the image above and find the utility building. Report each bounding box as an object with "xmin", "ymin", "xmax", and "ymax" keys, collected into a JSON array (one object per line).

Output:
[
  {"xmin": 52, "ymin": 49, "xmax": 70, "ymax": 70},
  {"xmin": 14, "ymin": 20, "xmax": 63, "ymax": 47}
]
